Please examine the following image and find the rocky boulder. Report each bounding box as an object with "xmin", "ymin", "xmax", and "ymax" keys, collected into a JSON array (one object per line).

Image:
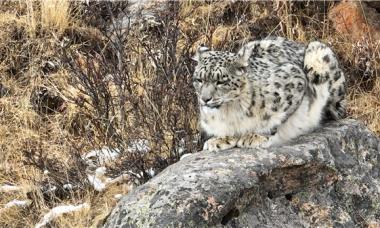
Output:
[{"xmin": 104, "ymin": 119, "xmax": 380, "ymax": 227}]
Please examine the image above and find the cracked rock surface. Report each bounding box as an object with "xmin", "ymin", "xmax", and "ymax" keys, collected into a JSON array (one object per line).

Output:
[{"xmin": 104, "ymin": 119, "xmax": 380, "ymax": 227}]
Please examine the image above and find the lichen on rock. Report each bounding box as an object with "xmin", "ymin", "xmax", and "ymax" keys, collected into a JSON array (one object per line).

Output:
[{"xmin": 104, "ymin": 119, "xmax": 380, "ymax": 227}]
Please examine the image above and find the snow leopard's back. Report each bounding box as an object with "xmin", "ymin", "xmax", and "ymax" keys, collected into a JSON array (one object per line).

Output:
[
  {"xmin": 246, "ymin": 38, "xmax": 346, "ymax": 146},
  {"xmin": 246, "ymin": 37, "xmax": 346, "ymax": 122}
]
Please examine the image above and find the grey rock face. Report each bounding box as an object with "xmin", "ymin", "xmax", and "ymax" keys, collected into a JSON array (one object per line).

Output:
[{"xmin": 104, "ymin": 119, "xmax": 380, "ymax": 227}]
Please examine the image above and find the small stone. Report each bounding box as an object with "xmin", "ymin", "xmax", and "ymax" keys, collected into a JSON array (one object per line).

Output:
[
  {"xmin": 41, "ymin": 60, "xmax": 59, "ymax": 75},
  {"xmin": 0, "ymin": 83, "xmax": 10, "ymax": 97}
]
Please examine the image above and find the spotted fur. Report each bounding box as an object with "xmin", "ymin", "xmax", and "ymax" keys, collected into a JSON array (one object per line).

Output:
[{"xmin": 192, "ymin": 37, "xmax": 346, "ymax": 151}]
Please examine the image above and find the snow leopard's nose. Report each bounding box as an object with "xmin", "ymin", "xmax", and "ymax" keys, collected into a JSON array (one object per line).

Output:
[
  {"xmin": 201, "ymin": 96, "xmax": 212, "ymax": 103},
  {"xmin": 200, "ymin": 84, "xmax": 215, "ymax": 104}
]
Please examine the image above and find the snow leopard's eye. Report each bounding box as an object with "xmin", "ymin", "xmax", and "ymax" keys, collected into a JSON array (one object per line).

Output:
[
  {"xmin": 216, "ymin": 80, "xmax": 228, "ymax": 86},
  {"xmin": 235, "ymin": 66, "xmax": 246, "ymax": 74},
  {"xmin": 194, "ymin": 78, "xmax": 203, "ymax": 83}
]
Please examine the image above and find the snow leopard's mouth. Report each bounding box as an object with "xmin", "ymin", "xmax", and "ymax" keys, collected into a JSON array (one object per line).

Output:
[
  {"xmin": 202, "ymin": 103, "xmax": 222, "ymax": 109},
  {"xmin": 199, "ymin": 97, "xmax": 223, "ymax": 109}
]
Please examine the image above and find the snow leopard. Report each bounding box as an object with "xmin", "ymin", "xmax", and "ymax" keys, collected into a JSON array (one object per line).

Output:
[{"xmin": 192, "ymin": 37, "xmax": 346, "ymax": 151}]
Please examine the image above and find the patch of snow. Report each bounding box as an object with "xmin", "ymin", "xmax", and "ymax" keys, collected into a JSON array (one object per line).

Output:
[
  {"xmin": 0, "ymin": 184, "xmax": 21, "ymax": 193},
  {"xmin": 87, "ymin": 168, "xmax": 130, "ymax": 192},
  {"xmin": 146, "ymin": 168, "xmax": 155, "ymax": 177},
  {"xmin": 177, "ymin": 138, "xmax": 186, "ymax": 155},
  {"xmin": 0, "ymin": 199, "xmax": 31, "ymax": 213},
  {"xmin": 86, "ymin": 163, "xmax": 130, "ymax": 191},
  {"xmin": 178, "ymin": 147, "xmax": 185, "ymax": 155},
  {"xmin": 106, "ymin": 174, "xmax": 130, "ymax": 186},
  {"xmin": 35, "ymin": 203, "xmax": 90, "ymax": 228},
  {"xmin": 127, "ymin": 170, "xmax": 140, "ymax": 179},
  {"xmin": 63, "ymin": 184, "xmax": 73, "ymax": 190},
  {"xmin": 114, "ymin": 194, "xmax": 124, "ymax": 200},
  {"xmin": 83, "ymin": 140, "xmax": 151, "ymax": 192},
  {"xmin": 95, "ymin": 167, "xmax": 107, "ymax": 177},
  {"xmin": 87, "ymin": 174, "xmax": 106, "ymax": 192},
  {"xmin": 4, "ymin": 199, "xmax": 30, "ymax": 208}
]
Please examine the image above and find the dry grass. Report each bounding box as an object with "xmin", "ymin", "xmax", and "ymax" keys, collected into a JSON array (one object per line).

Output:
[
  {"xmin": 349, "ymin": 79, "xmax": 380, "ymax": 136},
  {"xmin": 41, "ymin": 0, "xmax": 71, "ymax": 34},
  {"xmin": 0, "ymin": 1, "xmax": 379, "ymax": 227}
]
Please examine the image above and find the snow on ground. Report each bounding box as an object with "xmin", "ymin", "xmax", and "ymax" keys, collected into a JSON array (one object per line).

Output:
[
  {"xmin": 114, "ymin": 194, "xmax": 124, "ymax": 200},
  {"xmin": 63, "ymin": 184, "xmax": 73, "ymax": 190},
  {"xmin": 86, "ymin": 166, "xmax": 132, "ymax": 192},
  {"xmin": 146, "ymin": 167, "xmax": 155, "ymax": 177},
  {"xmin": 83, "ymin": 140, "xmax": 152, "ymax": 191},
  {"xmin": 87, "ymin": 174, "xmax": 107, "ymax": 192},
  {"xmin": 87, "ymin": 172, "xmax": 131, "ymax": 192},
  {"xmin": 35, "ymin": 203, "xmax": 90, "ymax": 228},
  {"xmin": 3, "ymin": 199, "xmax": 30, "ymax": 208},
  {"xmin": 0, "ymin": 200, "xmax": 31, "ymax": 213},
  {"xmin": 0, "ymin": 184, "xmax": 22, "ymax": 193},
  {"xmin": 82, "ymin": 139, "xmax": 150, "ymax": 167}
]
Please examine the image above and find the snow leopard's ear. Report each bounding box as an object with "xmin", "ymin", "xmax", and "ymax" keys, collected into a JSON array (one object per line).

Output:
[
  {"xmin": 231, "ymin": 46, "xmax": 251, "ymax": 76},
  {"xmin": 236, "ymin": 46, "xmax": 251, "ymax": 68},
  {"xmin": 192, "ymin": 46, "xmax": 210, "ymax": 62}
]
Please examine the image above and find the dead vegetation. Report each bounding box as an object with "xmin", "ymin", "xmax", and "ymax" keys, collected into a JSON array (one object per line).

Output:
[{"xmin": 0, "ymin": 1, "xmax": 379, "ymax": 227}]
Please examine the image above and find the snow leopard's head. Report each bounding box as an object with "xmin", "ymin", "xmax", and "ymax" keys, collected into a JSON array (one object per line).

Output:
[{"xmin": 192, "ymin": 46, "xmax": 251, "ymax": 109}]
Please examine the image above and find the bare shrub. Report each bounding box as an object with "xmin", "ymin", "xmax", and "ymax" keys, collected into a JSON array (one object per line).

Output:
[
  {"xmin": 61, "ymin": 2, "xmax": 199, "ymax": 184},
  {"xmin": 23, "ymin": 144, "xmax": 89, "ymax": 208}
]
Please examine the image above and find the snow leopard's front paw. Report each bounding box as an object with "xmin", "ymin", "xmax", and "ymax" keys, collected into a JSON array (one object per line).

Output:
[
  {"xmin": 259, "ymin": 134, "xmax": 281, "ymax": 149},
  {"xmin": 236, "ymin": 134, "xmax": 268, "ymax": 149},
  {"xmin": 203, "ymin": 137, "xmax": 237, "ymax": 152}
]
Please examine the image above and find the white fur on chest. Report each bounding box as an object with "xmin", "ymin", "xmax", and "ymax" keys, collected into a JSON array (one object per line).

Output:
[{"xmin": 200, "ymin": 106, "xmax": 285, "ymax": 137}]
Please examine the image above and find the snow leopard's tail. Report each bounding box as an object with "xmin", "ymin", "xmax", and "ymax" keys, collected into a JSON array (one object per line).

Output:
[{"xmin": 303, "ymin": 41, "xmax": 346, "ymax": 121}]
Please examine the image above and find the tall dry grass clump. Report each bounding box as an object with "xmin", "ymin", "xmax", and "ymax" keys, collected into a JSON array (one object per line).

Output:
[
  {"xmin": 350, "ymin": 79, "xmax": 380, "ymax": 135},
  {"xmin": 25, "ymin": 0, "xmax": 37, "ymax": 38},
  {"xmin": 41, "ymin": 0, "xmax": 71, "ymax": 34},
  {"xmin": 0, "ymin": 1, "xmax": 199, "ymax": 227}
]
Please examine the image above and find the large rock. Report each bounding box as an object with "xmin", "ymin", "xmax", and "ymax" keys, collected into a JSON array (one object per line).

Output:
[{"xmin": 104, "ymin": 119, "xmax": 380, "ymax": 227}]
